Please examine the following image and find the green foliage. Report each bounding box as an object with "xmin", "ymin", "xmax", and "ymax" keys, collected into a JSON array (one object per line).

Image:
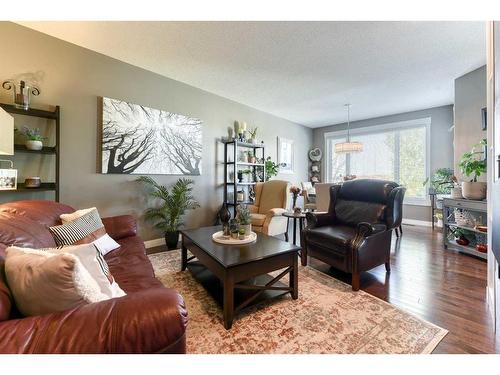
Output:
[
  {"xmin": 459, "ymin": 139, "xmax": 487, "ymax": 182},
  {"xmin": 423, "ymin": 168, "xmax": 455, "ymax": 194},
  {"xmin": 237, "ymin": 204, "xmax": 252, "ymax": 225},
  {"xmin": 21, "ymin": 126, "xmax": 46, "ymax": 141},
  {"xmin": 264, "ymin": 156, "xmax": 284, "ymax": 181},
  {"xmin": 136, "ymin": 176, "xmax": 200, "ymax": 233},
  {"xmin": 248, "ymin": 127, "xmax": 258, "ymax": 139}
]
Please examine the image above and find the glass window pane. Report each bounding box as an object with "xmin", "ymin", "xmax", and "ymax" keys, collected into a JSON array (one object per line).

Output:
[
  {"xmin": 350, "ymin": 132, "xmax": 395, "ymax": 181},
  {"xmin": 327, "ymin": 137, "xmax": 346, "ymax": 182},
  {"xmin": 399, "ymin": 126, "xmax": 426, "ymax": 198}
]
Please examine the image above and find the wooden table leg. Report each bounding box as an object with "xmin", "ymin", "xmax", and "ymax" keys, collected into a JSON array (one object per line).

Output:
[
  {"xmin": 181, "ymin": 243, "xmax": 187, "ymax": 271},
  {"xmin": 292, "ymin": 218, "xmax": 297, "ymax": 245},
  {"xmin": 223, "ymin": 274, "xmax": 234, "ymax": 329},
  {"xmin": 290, "ymin": 254, "xmax": 298, "ymax": 299}
]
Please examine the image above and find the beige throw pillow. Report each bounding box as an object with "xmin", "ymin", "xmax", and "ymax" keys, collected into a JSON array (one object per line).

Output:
[
  {"xmin": 5, "ymin": 247, "xmax": 108, "ymax": 316},
  {"xmin": 5, "ymin": 244, "xmax": 125, "ymax": 317}
]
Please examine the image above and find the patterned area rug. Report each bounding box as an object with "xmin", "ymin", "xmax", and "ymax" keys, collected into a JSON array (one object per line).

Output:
[{"xmin": 150, "ymin": 250, "xmax": 447, "ymax": 354}]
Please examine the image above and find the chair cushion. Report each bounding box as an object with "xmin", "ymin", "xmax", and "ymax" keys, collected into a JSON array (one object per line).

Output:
[
  {"xmin": 251, "ymin": 213, "xmax": 267, "ymax": 227},
  {"xmin": 306, "ymin": 225, "xmax": 357, "ymax": 249}
]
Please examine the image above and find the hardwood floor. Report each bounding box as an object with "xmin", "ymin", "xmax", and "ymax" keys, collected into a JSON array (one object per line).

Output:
[
  {"xmin": 148, "ymin": 224, "xmax": 499, "ymax": 353},
  {"xmin": 308, "ymin": 224, "xmax": 499, "ymax": 354}
]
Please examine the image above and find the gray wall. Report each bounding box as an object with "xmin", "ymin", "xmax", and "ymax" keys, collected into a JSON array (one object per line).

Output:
[
  {"xmin": 312, "ymin": 105, "xmax": 454, "ymax": 222},
  {"xmin": 0, "ymin": 22, "xmax": 313, "ymax": 240},
  {"xmin": 454, "ymin": 65, "xmax": 487, "ymax": 181}
]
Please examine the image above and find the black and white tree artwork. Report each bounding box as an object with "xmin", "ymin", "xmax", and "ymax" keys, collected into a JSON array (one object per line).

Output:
[{"xmin": 101, "ymin": 97, "xmax": 202, "ymax": 175}]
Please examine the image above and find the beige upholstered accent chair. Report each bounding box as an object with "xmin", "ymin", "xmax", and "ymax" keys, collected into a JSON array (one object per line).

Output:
[
  {"xmin": 301, "ymin": 181, "xmax": 317, "ymax": 211},
  {"xmin": 249, "ymin": 180, "xmax": 290, "ymax": 238},
  {"xmin": 314, "ymin": 183, "xmax": 336, "ymax": 212}
]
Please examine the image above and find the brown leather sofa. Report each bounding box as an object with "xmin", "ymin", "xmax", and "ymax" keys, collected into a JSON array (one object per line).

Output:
[
  {"xmin": 0, "ymin": 200, "xmax": 188, "ymax": 354},
  {"xmin": 301, "ymin": 179, "xmax": 405, "ymax": 291}
]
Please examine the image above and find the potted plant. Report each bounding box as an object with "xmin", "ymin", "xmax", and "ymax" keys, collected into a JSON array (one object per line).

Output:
[
  {"xmin": 248, "ymin": 127, "xmax": 258, "ymax": 144},
  {"xmin": 21, "ymin": 126, "xmax": 46, "ymax": 150},
  {"xmin": 451, "ymin": 228, "xmax": 471, "ymax": 246},
  {"xmin": 248, "ymin": 151, "xmax": 257, "ymax": 164},
  {"xmin": 237, "ymin": 204, "xmax": 252, "ymax": 235},
  {"xmin": 423, "ymin": 168, "xmax": 462, "ymax": 199},
  {"xmin": 459, "ymin": 139, "xmax": 487, "ymax": 200},
  {"xmin": 137, "ymin": 176, "xmax": 200, "ymax": 250},
  {"xmin": 263, "ymin": 156, "xmax": 285, "ymax": 181}
]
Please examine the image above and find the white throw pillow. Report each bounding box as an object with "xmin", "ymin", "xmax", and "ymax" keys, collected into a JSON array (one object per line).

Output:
[
  {"xmin": 52, "ymin": 207, "xmax": 120, "ymax": 256},
  {"xmin": 47, "ymin": 243, "xmax": 126, "ymax": 298},
  {"xmin": 5, "ymin": 247, "xmax": 109, "ymax": 316}
]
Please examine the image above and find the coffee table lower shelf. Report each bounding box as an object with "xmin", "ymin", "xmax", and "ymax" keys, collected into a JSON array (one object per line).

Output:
[{"xmin": 187, "ymin": 261, "xmax": 292, "ymax": 317}]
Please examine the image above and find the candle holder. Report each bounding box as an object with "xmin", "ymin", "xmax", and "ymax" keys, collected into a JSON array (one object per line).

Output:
[{"xmin": 2, "ymin": 80, "xmax": 40, "ymax": 110}]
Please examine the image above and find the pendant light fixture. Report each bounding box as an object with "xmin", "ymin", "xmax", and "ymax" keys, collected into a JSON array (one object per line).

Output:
[{"xmin": 335, "ymin": 104, "xmax": 363, "ymax": 153}]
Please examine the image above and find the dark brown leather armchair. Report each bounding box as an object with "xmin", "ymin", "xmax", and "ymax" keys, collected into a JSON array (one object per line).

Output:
[{"xmin": 301, "ymin": 179, "xmax": 405, "ymax": 291}]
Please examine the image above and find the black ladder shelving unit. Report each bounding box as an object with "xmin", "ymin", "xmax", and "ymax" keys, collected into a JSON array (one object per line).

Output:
[
  {"xmin": 0, "ymin": 103, "xmax": 60, "ymax": 202},
  {"xmin": 223, "ymin": 140, "xmax": 265, "ymax": 217}
]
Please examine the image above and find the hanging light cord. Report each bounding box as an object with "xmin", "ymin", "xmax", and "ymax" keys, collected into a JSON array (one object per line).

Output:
[{"xmin": 346, "ymin": 104, "xmax": 351, "ymax": 142}]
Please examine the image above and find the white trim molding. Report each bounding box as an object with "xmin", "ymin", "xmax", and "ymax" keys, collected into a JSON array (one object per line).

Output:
[
  {"xmin": 402, "ymin": 218, "xmax": 433, "ymax": 227},
  {"xmin": 144, "ymin": 237, "xmax": 166, "ymax": 249}
]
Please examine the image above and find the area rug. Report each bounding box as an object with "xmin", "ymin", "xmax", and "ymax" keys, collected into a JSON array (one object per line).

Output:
[{"xmin": 149, "ymin": 250, "xmax": 447, "ymax": 354}]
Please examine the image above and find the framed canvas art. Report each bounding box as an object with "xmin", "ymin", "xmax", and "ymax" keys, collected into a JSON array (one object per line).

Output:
[{"xmin": 99, "ymin": 97, "xmax": 202, "ymax": 175}]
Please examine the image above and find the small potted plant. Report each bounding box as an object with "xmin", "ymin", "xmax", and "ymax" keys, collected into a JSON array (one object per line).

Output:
[
  {"xmin": 137, "ymin": 176, "xmax": 200, "ymax": 250},
  {"xmin": 21, "ymin": 126, "xmax": 46, "ymax": 151},
  {"xmin": 459, "ymin": 139, "xmax": 487, "ymax": 200},
  {"xmin": 248, "ymin": 151, "xmax": 257, "ymax": 164},
  {"xmin": 452, "ymin": 228, "xmax": 471, "ymax": 246},
  {"xmin": 237, "ymin": 204, "xmax": 252, "ymax": 235},
  {"xmin": 248, "ymin": 127, "xmax": 258, "ymax": 144}
]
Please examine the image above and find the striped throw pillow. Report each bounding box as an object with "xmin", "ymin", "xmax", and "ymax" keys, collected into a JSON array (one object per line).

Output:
[{"xmin": 49, "ymin": 208, "xmax": 120, "ymax": 255}]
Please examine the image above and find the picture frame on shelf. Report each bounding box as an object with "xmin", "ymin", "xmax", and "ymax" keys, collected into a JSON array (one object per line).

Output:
[{"xmin": 277, "ymin": 136, "xmax": 294, "ymax": 174}]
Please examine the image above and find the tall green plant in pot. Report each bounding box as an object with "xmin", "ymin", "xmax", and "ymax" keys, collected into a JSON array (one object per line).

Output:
[
  {"xmin": 459, "ymin": 139, "xmax": 487, "ymax": 200},
  {"xmin": 137, "ymin": 177, "xmax": 200, "ymax": 249}
]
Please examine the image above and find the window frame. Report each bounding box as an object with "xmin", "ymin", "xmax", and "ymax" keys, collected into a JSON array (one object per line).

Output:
[{"xmin": 324, "ymin": 117, "xmax": 431, "ymax": 206}]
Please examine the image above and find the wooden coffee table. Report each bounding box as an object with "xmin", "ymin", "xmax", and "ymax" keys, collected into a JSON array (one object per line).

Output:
[{"xmin": 181, "ymin": 226, "xmax": 300, "ymax": 329}]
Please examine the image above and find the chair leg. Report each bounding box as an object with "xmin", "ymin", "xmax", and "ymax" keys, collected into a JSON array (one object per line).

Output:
[
  {"xmin": 394, "ymin": 228, "xmax": 399, "ymax": 238},
  {"xmin": 284, "ymin": 231, "xmax": 289, "ymax": 242},
  {"xmin": 301, "ymin": 248, "xmax": 307, "ymax": 266},
  {"xmin": 351, "ymin": 272, "xmax": 360, "ymax": 291},
  {"xmin": 399, "ymin": 225, "xmax": 403, "ymax": 235},
  {"xmin": 385, "ymin": 261, "xmax": 391, "ymax": 273}
]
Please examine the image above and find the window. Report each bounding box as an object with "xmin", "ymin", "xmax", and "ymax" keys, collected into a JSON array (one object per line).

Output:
[{"xmin": 325, "ymin": 118, "xmax": 430, "ymax": 204}]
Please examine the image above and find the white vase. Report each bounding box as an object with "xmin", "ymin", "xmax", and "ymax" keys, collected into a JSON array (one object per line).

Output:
[
  {"xmin": 461, "ymin": 181, "xmax": 486, "ymax": 200},
  {"xmin": 25, "ymin": 140, "xmax": 43, "ymax": 151}
]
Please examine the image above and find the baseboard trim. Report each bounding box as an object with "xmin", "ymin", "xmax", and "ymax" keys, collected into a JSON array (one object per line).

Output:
[
  {"xmin": 402, "ymin": 218, "xmax": 433, "ymax": 227},
  {"xmin": 144, "ymin": 237, "xmax": 166, "ymax": 249}
]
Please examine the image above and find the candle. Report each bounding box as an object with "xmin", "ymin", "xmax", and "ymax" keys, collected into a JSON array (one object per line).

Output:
[{"xmin": 241, "ymin": 121, "xmax": 247, "ymax": 131}]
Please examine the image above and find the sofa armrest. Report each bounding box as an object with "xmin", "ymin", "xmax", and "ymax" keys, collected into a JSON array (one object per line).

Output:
[
  {"xmin": 102, "ymin": 215, "xmax": 137, "ymax": 240},
  {"xmin": 0, "ymin": 287, "xmax": 187, "ymax": 354}
]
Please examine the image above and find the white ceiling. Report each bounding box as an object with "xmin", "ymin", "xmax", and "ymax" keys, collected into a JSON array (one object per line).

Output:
[{"xmin": 18, "ymin": 21, "xmax": 486, "ymax": 128}]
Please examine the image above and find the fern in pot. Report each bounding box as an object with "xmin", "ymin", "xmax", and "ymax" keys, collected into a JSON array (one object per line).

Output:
[
  {"xmin": 237, "ymin": 204, "xmax": 252, "ymax": 236},
  {"xmin": 137, "ymin": 176, "xmax": 200, "ymax": 249},
  {"xmin": 459, "ymin": 139, "xmax": 487, "ymax": 200}
]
